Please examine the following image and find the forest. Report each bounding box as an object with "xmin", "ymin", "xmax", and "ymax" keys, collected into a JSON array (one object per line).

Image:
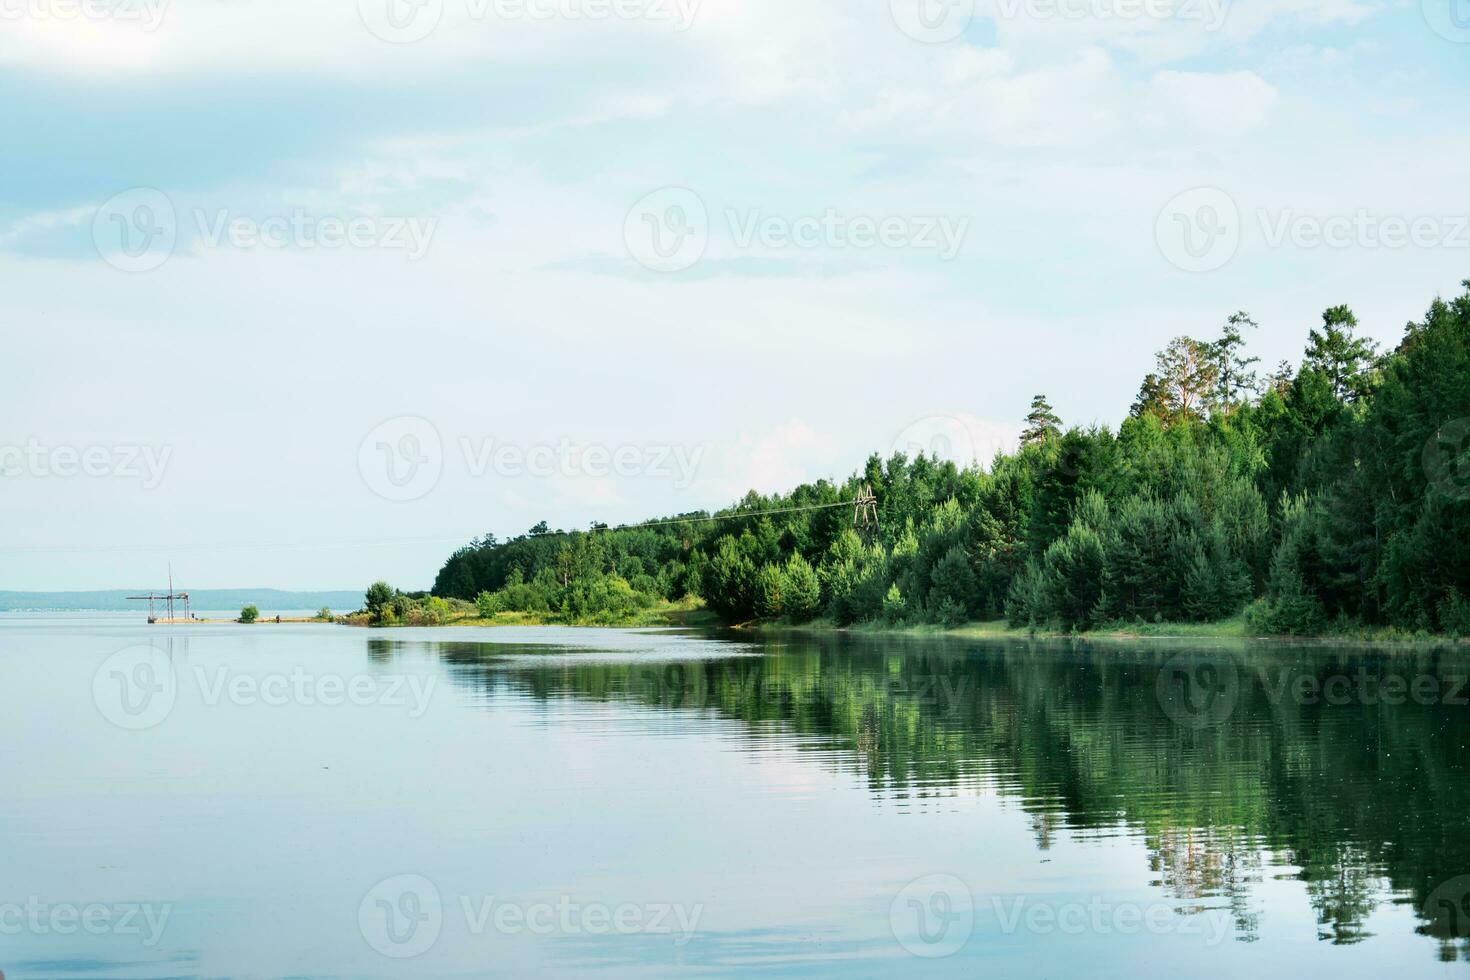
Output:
[{"xmin": 419, "ymin": 281, "xmax": 1470, "ymax": 636}]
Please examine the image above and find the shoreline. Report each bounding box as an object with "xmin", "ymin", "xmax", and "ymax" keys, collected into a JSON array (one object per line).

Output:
[
  {"xmin": 336, "ymin": 604, "xmax": 1470, "ymax": 648},
  {"xmin": 748, "ymin": 617, "xmax": 1470, "ymax": 649}
]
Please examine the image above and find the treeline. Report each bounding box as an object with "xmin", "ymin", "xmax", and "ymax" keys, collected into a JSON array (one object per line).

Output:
[
  {"xmin": 352, "ymin": 582, "xmax": 474, "ymax": 626},
  {"xmin": 429, "ymin": 282, "xmax": 1470, "ymax": 635}
]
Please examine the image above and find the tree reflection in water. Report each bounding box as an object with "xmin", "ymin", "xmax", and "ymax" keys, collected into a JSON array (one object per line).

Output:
[{"xmin": 378, "ymin": 631, "xmax": 1470, "ymax": 961}]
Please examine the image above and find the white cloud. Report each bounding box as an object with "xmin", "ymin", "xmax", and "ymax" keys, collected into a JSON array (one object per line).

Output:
[{"xmin": 1145, "ymin": 70, "xmax": 1278, "ymax": 133}]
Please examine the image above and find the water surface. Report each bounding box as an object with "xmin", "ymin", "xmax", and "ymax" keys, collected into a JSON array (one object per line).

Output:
[{"xmin": 2, "ymin": 618, "xmax": 1468, "ymax": 977}]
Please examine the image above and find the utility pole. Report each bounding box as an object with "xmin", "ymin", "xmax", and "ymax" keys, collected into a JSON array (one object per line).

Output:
[
  {"xmin": 128, "ymin": 566, "xmax": 191, "ymax": 623},
  {"xmin": 853, "ymin": 485, "xmax": 880, "ymax": 534}
]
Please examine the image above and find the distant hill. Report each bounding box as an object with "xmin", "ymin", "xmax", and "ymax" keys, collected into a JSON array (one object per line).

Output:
[{"xmin": 0, "ymin": 589, "xmax": 364, "ymax": 612}]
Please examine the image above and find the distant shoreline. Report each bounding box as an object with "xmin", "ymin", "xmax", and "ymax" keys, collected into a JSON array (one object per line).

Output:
[{"xmin": 0, "ymin": 589, "xmax": 361, "ymax": 613}]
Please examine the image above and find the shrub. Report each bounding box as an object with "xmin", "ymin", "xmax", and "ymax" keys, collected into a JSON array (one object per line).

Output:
[
  {"xmin": 1040, "ymin": 522, "xmax": 1105, "ymax": 631},
  {"xmin": 365, "ymin": 581, "xmax": 395, "ymax": 625},
  {"xmin": 753, "ymin": 564, "xmax": 785, "ymax": 620},
  {"xmin": 783, "ymin": 554, "xmax": 822, "ymax": 623},
  {"xmin": 239, "ymin": 604, "xmax": 260, "ymax": 624},
  {"xmin": 926, "ymin": 545, "xmax": 977, "ymax": 624},
  {"xmin": 933, "ymin": 596, "xmax": 966, "ymax": 628},
  {"xmin": 882, "ymin": 584, "xmax": 907, "ymax": 625},
  {"xmin": 422, "ymin": 596, "xmax": 452, "ymax": 626},
  {"xmin": 1244, "ymin": 581, "xmax": 1326, "ymax": 635},
  {"xmin": 1438, "ymin": 590, "xmax": 1470, "ymax": 637},
  {"xmin": 1005, "ymin": 560, "xmax": 1050, "ymax": 628}
]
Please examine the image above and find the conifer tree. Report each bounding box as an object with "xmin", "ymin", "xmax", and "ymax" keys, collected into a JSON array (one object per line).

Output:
[{"xmin": 1021, "ymin": 395, "xmax": 1062, "ymax": 445}]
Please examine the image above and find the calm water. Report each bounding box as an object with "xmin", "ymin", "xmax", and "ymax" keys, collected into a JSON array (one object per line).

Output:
[{"xmin": 3, "ymin": 617, "xmax": 1470, "ymax": 978}]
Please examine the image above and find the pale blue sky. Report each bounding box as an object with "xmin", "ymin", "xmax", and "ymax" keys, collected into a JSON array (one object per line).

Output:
[{"xmin": 3, "ymin": 0, "xmax": 1469, "ymax": 591}]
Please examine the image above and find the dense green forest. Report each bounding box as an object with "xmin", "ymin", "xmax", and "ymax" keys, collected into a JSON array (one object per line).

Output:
[{"xmin": 424, "ymin": 281, "xmax": 1470, "ymax": 636}]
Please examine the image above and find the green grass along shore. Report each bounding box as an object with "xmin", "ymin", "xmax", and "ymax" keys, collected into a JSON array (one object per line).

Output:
[{"xmin": 349, "ymin": 598, "xmax": 1468, "ymax": 646}]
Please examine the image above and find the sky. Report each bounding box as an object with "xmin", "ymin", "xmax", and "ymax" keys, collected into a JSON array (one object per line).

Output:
[{"xmin": 2, "ymin": 0, "xmax": 1468, "ymax": 592}]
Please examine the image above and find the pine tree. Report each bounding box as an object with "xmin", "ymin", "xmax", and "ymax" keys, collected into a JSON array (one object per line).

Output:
[
  {"xmin": 753, "ymin": 563, "xmax": 785, "ymax": 619},
  {"xmin": 1213, "ymin": 311, "xmax": 1262, "ymax": 408},
  {"xmin": 1022, "ymin": 395, "xmax": 1062, "ymax": 445},
  {"xmin": 783, "ymin": 553, "xmax": 822, "ymax": 623},
  {"xmin": 1130, "ymin": 373, "xmax": 1169, "ymax": 420},
  {"xmin": 1304, "ymin": 305, "xmax": 1378, "ymax": 402}
]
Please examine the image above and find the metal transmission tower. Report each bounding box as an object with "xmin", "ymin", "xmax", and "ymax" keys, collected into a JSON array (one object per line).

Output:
[
  {"xmin": 127, "ymin": 566, "xmax": 191, "ymax": 623},
  {"xmin": 853, "ymin": 485, "xmax": 880, "ymax": 535}
]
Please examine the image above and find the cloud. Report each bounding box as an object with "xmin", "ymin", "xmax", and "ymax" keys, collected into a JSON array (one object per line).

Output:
[{"xmin": 1145, "ymin": 70, "xmax": 1278, "ymax": 133}]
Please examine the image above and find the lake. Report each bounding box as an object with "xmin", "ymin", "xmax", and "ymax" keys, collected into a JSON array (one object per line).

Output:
[{"xmin": 2, "ymin": 617, "xmax": 1468, "ymax": 977}]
